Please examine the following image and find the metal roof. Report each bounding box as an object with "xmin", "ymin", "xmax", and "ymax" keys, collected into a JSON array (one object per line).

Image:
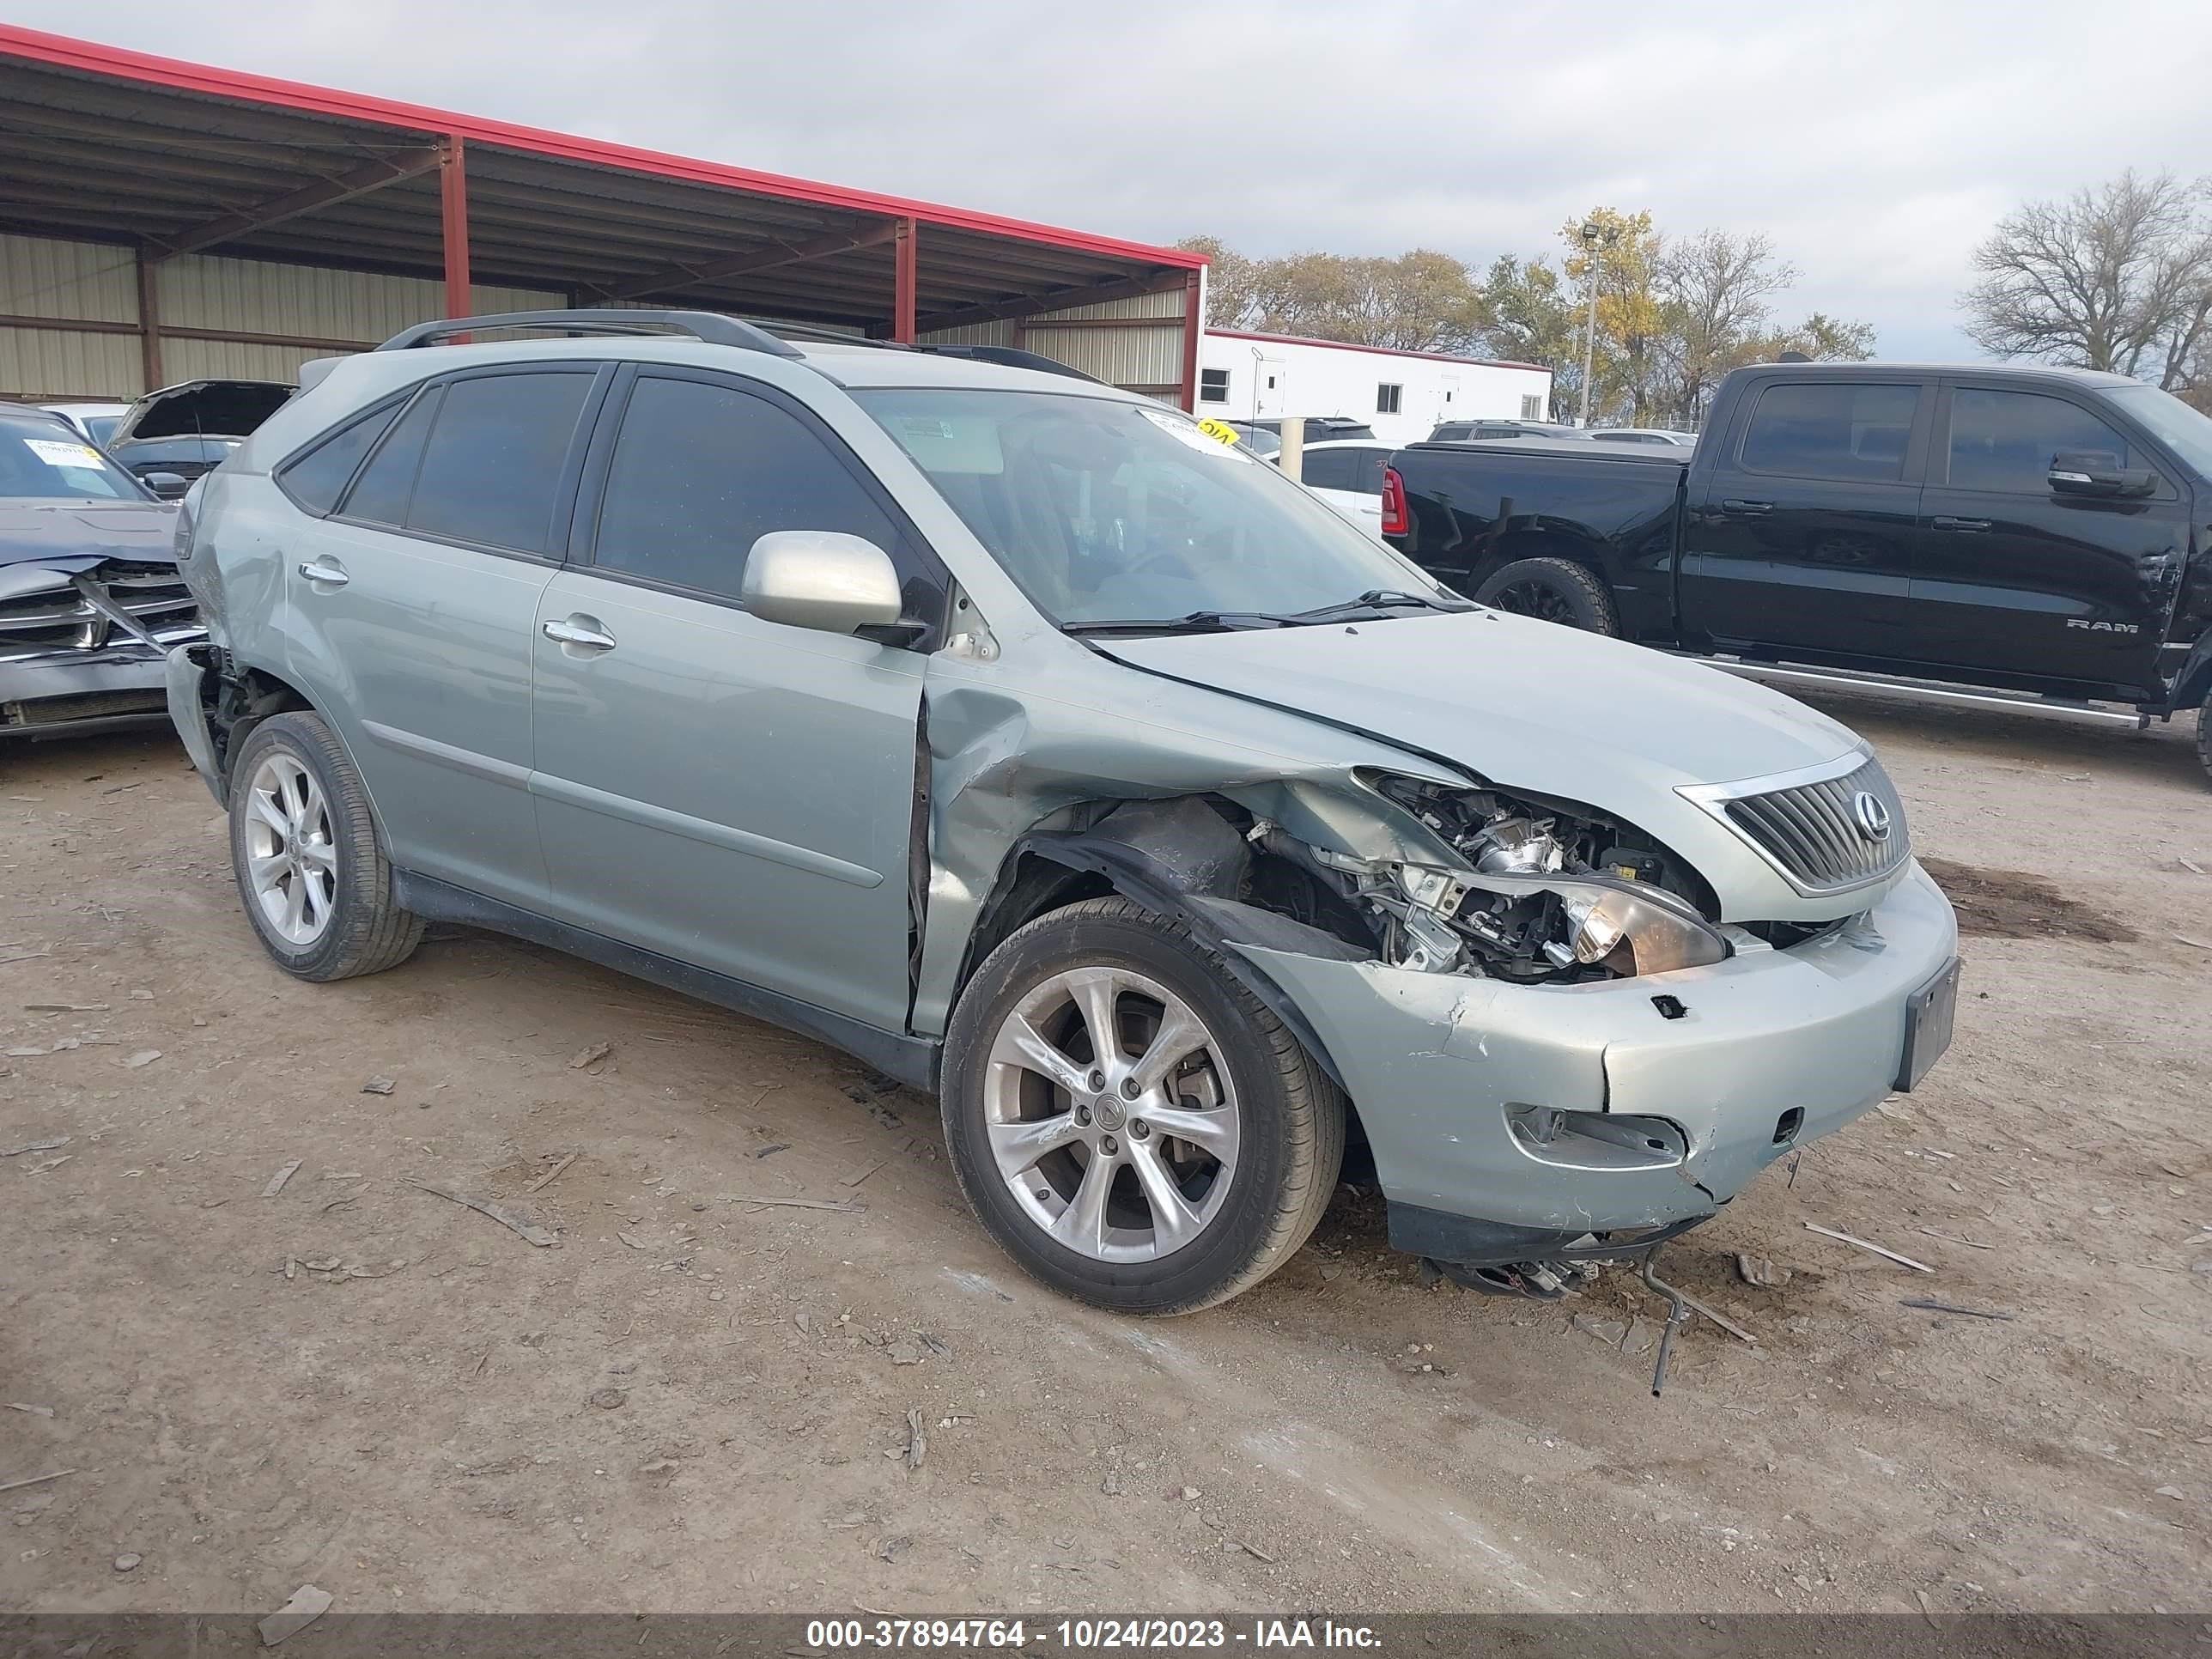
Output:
[{"xmin": 0, "ymin": 26, "xmax": 1205, "ymax": 336}]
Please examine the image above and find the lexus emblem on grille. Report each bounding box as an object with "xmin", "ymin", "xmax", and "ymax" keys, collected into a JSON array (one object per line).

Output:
[{"xmin": 1852, "ymin": 790, "xmax": 1893, "ymax": 842}]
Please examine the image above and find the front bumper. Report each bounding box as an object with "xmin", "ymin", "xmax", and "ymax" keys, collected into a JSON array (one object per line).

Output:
[
  {"xmin": 1238, "ymin": 864, "xmax": 1959, "ymax": 1257},
  {"xmin": 0, "ymin": 646, "xmax": 185, "ymax": 740}
]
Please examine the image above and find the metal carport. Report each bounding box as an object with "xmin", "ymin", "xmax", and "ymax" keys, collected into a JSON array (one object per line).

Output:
[{"xmin": 0, "ymin": 26, "xmax": 1205, "ymax": 404}]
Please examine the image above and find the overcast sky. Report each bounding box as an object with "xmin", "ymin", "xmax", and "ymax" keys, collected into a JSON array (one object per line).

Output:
[{"xmin": 9, "ymin": 0, "xmax": 2212, "ymax": 358}]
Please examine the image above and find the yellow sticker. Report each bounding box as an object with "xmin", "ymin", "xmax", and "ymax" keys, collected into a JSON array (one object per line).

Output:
[{"xmin": 1194, "ymin": 417, "xmax": 1243, "ymax": 447}]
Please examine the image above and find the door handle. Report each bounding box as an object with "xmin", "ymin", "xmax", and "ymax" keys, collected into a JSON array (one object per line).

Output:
[
  {"xmin": 542, "ymin": 616, "xmax": 617, "ymax": 653},
  {"xmin": 296, "ymin": 558, "xmax": 349, "ymax": 587},
  {"xmin": 1933, "ymin": 515, "xmax": 1991, "ymax": 532},
  {"xmin": 1720, "ymin": 498, "xmax": 1773, "ymax": 515}
]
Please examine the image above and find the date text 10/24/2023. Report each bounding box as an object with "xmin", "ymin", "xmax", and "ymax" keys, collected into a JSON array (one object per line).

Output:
[{"xmin": 803, "ymin": 1619, "xmax": 1383, "ymax": 1650}]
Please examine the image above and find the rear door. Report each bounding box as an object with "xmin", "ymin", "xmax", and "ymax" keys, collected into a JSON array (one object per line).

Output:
[
  {"xmin": 279, "ymin": 362, "xmax": 607, "ymax": 908},
  {"xmin": 1913, "ymin": 380, "xmax": 2185, "ymax": 695},
  {"xmin": 527, "ymin": 366, "xmax": 939, "ymax": 1032},
  {"xmin": 1683, "ymin": 377, "xmax": 1930, "ymax": 658}
]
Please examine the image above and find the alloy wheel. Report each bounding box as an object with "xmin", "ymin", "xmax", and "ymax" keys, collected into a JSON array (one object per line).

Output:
[
  {"xmin": 242, "ymin": 752, "xmax": 338, "ymax": 946},
  {"xmin": 981, "ymin": 965, "xmax": 1241, "ymax": 1262}
]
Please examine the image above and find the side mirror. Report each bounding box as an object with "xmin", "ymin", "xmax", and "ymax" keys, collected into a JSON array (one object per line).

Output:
[
  {"xmin": 741, "ymin": 531, "xmax": 905, "ymax": 636},
  {"xmin": 140, "ymin": 471, "xmax": 191, "ymax": 500},
  {"xmin": 2049, "ymin": 450, "xmax": 2158, "ymax": 499}
]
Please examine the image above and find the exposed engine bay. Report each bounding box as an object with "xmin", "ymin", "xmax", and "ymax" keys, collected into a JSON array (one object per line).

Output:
[{"xmin": 1251, "ymin": 773, "xmax": 1734, "ymax": 985}]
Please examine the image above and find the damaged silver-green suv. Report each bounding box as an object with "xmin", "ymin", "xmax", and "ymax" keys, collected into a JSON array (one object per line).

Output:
[{"xmin": 167, "ymin": 309, "xmax": 1959, "ymax": 1314}]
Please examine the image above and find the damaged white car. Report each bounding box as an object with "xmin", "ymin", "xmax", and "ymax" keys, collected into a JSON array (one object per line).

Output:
[{"xmin": 166, "ymin": 309, "xmax": 1960, "ymax": 1316}]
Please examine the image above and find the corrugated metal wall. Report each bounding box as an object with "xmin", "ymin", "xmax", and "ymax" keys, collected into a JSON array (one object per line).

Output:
[
  {"xmin": 0, "ymin": 231, "xmax": 561, "ymax": 400},
  {"xmin": 920, "ymin": 286, "xmax": 1188, "ymax": 397}
]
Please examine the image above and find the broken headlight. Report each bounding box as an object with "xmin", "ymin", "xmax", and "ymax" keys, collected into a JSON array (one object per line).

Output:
[{"xmin": 1352, "ymin": 773, "xmax": 1729, "ymax": 982}]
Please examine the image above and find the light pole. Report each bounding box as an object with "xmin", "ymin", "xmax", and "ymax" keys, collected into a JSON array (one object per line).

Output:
[{"xmin": 1575, "ymin": 217, "xmax": 1616, "ymax": 428}]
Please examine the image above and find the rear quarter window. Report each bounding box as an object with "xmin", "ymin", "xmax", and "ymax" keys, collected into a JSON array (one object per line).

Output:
[{"xmin": 1738, "ymin": 382, "xmax": 1920, "ymax": 482}]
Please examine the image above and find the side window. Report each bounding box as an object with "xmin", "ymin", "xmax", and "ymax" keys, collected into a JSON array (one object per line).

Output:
[
  {"xmin": 277, "ymin": 399, "xmax": 404, "ymax": 516},
  {"xmin": 1198, "ymin": 368, "xmax": 1230, "ymax": 405},
  {"xmin": 339, "ymin": 386, "xmax": 441, "ymax": 527},
  {"xmin": 592, "ymin": 374, "xmax": 918, "ymax": 607},
  {"xmin": 1300, "ymin": 448, "xmax": 1354, "ymax": 490},
  {"xmin": 1376, "ymin": 383, "xmax": 1403, "ymax": 415},
  {"xmin": 1946, "ymin": 388, "xmax": 2132, "ymax": 494},
  {"xmin": 406, "ymin": 371, "xmax": 594, "ymax": 554},
  {"xmin": 1739, "ymin": 382, "xmax": 1920, "ymax": 482}
]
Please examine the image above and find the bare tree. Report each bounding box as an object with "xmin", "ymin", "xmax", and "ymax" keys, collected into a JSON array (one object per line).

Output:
[
  {"xmin": 1654, "ymin": 229, "xmax": 1797, "ymax": 425},
  {"xmin": 1961, "ymin": 171, "xmax": 2212, "ymax": 383}
]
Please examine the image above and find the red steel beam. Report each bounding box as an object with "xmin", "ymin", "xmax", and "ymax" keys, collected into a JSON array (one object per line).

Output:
[
  {"xmin": 892, "ymin": 216, "xmax": 918, "ymax": 343},
  {"xmin": 145, "ymin": 144, "xmax": 444, "ymax": 262},
  {"xmin": 1179, "ymin": 268, "xmax": 1202, "ymax": 412},
  {"xmin": 592, "ymin": 220, "xmax": 897, "ymax": 304},
  {"xmin": 440, "ymin": 133, "xmax": 471, "ymax": 319}
]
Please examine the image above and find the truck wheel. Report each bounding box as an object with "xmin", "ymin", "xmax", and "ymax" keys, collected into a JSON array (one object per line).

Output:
[
  {"xmin": 940, "ymin": 896, "xmax": 1345, "ymax": 1315},
  {"xmin": 1474, "ymin": 556, "xmax": 1620, "ymax": 635},
  {"xmin": 227, "ymin": 711, "xmax": 424, "ymax": 982}
]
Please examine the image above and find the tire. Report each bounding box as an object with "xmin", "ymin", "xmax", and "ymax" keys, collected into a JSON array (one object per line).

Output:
[
  {"xmin": 1473, "ymin": 556, "xmax": 1620, "ymax": 635},
  {"xmin": 227, "ymin": 710, "xmax": 423, "ymax": 982},
  {"xmin": 941, "ymin": 896, "xmax": 1345, "ymax": 1315}
]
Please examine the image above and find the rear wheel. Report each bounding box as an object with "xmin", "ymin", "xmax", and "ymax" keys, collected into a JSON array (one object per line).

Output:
[
  {"xmin": 1474, "ymin": 556, "xmax": 1620, "ymax": 635},
  {"xmin": 941, "ymin": 897, "xmax": 1344, "ymax": 1314},
  {"xmin": 228, "ymin": 711, "xmax": 423, "ymax": 981}
]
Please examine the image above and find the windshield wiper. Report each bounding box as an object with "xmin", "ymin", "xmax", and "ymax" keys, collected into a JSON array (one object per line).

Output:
[
  {"xmin": 1061, "ymin": 611, "xmax": 1282, "ymax": 636},
  {"xmin": 1062, "ymin": 591, "xmax": 1472, "ymax": 638}
]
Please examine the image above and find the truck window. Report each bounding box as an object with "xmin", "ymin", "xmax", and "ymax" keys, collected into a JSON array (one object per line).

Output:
[
  {"xmin": 1300, "ymin": 448, "xmax": 1355, "ymax": 490},
  {"xmin": 1945, "ymin": 388, "xmax": 2132, "ymax": 494},
  {"xmin": 1739, "ymin": 383, "xmax": 1919, "ymax": 483}
]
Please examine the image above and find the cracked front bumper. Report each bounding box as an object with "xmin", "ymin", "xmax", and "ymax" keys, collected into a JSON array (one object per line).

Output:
[
  {"xmin": 1237, "ymin": 864, "xmax": 1959, "ymax": 1254},
  {"xmin": 0, "ymin": 647, "xmax": 181, "ymax": 740}
]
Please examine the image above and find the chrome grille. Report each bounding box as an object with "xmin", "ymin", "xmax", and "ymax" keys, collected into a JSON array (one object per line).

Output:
[
  {"xmin": 0, "ymin": 560, "xmax": 201, "ymax": 661},
  {"xmin": 1685, "ymin": 754, "xmax": 1910, "ymax": 895}
]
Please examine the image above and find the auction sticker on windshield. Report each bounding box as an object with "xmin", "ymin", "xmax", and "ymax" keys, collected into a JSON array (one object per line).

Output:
[
  {"xmin": 1195, "ymin": 416, "xmax": 1243, "ymax": 446},
  {"xmin": 26, "ymin": 438, "xmax": 107, "ymax": 470},
  {"xmin": 1140, "ymin": 407, "xmax": 1253, "ymax": 461}
]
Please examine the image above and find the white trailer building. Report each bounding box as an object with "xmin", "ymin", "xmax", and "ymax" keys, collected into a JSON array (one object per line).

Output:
[{"xmin": 1198, "ymin": 328, "xmax": 1553, "ymax": 447}]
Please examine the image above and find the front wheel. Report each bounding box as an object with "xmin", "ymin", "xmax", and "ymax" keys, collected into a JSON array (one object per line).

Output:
[
  {"xmin": 940, "ymin": 897, "xmax": 1344, "ymax": 1315},
  {"xmin": 1473, "ymin": 556, "xmax": 1620, "ymax": 635}
]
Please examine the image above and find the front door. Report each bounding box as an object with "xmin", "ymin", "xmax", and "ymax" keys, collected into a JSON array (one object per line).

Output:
[
  {"xmin": 1911, "ymin": 380, "xmax": 2185, "ymax": 696},
  {"xmin": 527, "ymin": 368, "xmax": 939, "ymax": 1033},
  {"xmin": 1682, "ymin": 377, "xmax": 1929, "ymax": 659}
]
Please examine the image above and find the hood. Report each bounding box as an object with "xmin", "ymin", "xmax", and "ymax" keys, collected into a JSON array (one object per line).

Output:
[
  {"xmin": 112, "ymin": 380, "xmax": 294, "ymax": 444},
  {"xmin": 1102, "ymin": 610, "xmax": 1861, "ymax": 800},
  {"xmin": 0, "ymin": 499, "xmax": 179, "ymax": 574}
]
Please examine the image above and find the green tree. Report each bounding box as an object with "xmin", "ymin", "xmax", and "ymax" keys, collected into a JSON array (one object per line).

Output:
[{"xmin": 1178, "ymin": 240, "xmax": 1487, "ymax": 353}]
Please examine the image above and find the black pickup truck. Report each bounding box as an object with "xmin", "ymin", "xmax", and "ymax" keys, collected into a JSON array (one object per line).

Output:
[{"xmin": 1381, "ymin": 361, "xmax": 2212, "ymax": 781}]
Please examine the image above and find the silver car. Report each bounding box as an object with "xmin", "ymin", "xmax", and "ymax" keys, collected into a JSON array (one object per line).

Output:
[{"xmin": 167, "ymin": 309, "xmax": 1960, "ymax": 1314}]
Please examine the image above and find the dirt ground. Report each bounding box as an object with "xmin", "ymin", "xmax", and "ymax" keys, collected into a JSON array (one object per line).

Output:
[{"xmin": 2, "ymin": 690, "xmax": 2207, "ymax": 1619}]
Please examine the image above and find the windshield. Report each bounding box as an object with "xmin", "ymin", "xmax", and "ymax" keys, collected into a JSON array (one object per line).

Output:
[
  {"xmin": 0, "ymin": 420, "xmax": 146, "ymax": 501},
  {"xmin": 2104, "ymin": 384, "xmax": 2212, "ymax": 479},
  {"xmin": 855, "ymin": 388, "xmax": 1445, "ymax": 628}
]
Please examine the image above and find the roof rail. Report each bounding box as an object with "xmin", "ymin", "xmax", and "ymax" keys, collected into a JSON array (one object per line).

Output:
[{"xmin": 374, "ymin": 308, "xmax": 804, "ymax": 358}]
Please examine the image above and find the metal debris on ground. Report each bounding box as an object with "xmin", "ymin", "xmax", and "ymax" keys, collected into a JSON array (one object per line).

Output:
[
  {"xmin": 746, "ymin": 1142, "xmax": 789, "ymax": 1160},
  {"xmin": 568, "ymin": 1041, "xmax": 612, "ymax": 1069},
  {"xmin": 841, "ymin": 1161, "xmax": 886, "ymax": 1188},
  {"xmin": 1917, "ymin": 1227, "xmax": 1996, "ymax": 1250},
  {"xmin": 402, "ymin": 1177, "xmax": 560, "ymax": 1247},
  {"xmin": 918, "ymin": 1332, "xmax": 953, "ymax": 1359},
  {"xmin": 1804, "ymin": 1221, "xmax": 1934, "ymax": 1272},
  {"xmin": 2175, "ymin": 935, "xmax": 2212, "ymax": 951},
  {"xmin": 1675, "ymin": 1290, "xmax": 1758, "ymax": 1346},
  {"xmin": 523, "ymin": 1152, "xmax": 578, "ymax": 1194},
  {"xmin": 2178, "ymin": 858, "xmax": 2205, "ymax": 876},
  {"xmin": 1735, "ymin": 1253, "xmax": 1790, "ymax": 1287},
  {"xmin": 361, "ymin": 1076, "xmax": 395, "ymax": 1095},
  {"xmin": 258, "ymin": 1583, "xmax": 334, "ymax": 1648},
  {"xmin": 1, "ymin": 1136, "xmax": 69, "ymax": 1158},
  {"xmin": 0, "ymin": 1469, "xmax": 76, "ymax": 1494},
  {"xmin": 903, "ymin": 1407, "xmax": 927, "ymax": 1470},
  {"xmin": 23, "ymin": 1002, "xmax": 105, "ymax": 1012},
  {"xmin": 1235, "ymin": 1539, "xmax": 1277, "ymax": 1564},
  {"xmin": 262, "ymin": 1159, "xmax": 304, "ymax": 1197},
  {"xmin": 1900, "ymin": 1297, "xmax": 2013, "ymax": 1321}
]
